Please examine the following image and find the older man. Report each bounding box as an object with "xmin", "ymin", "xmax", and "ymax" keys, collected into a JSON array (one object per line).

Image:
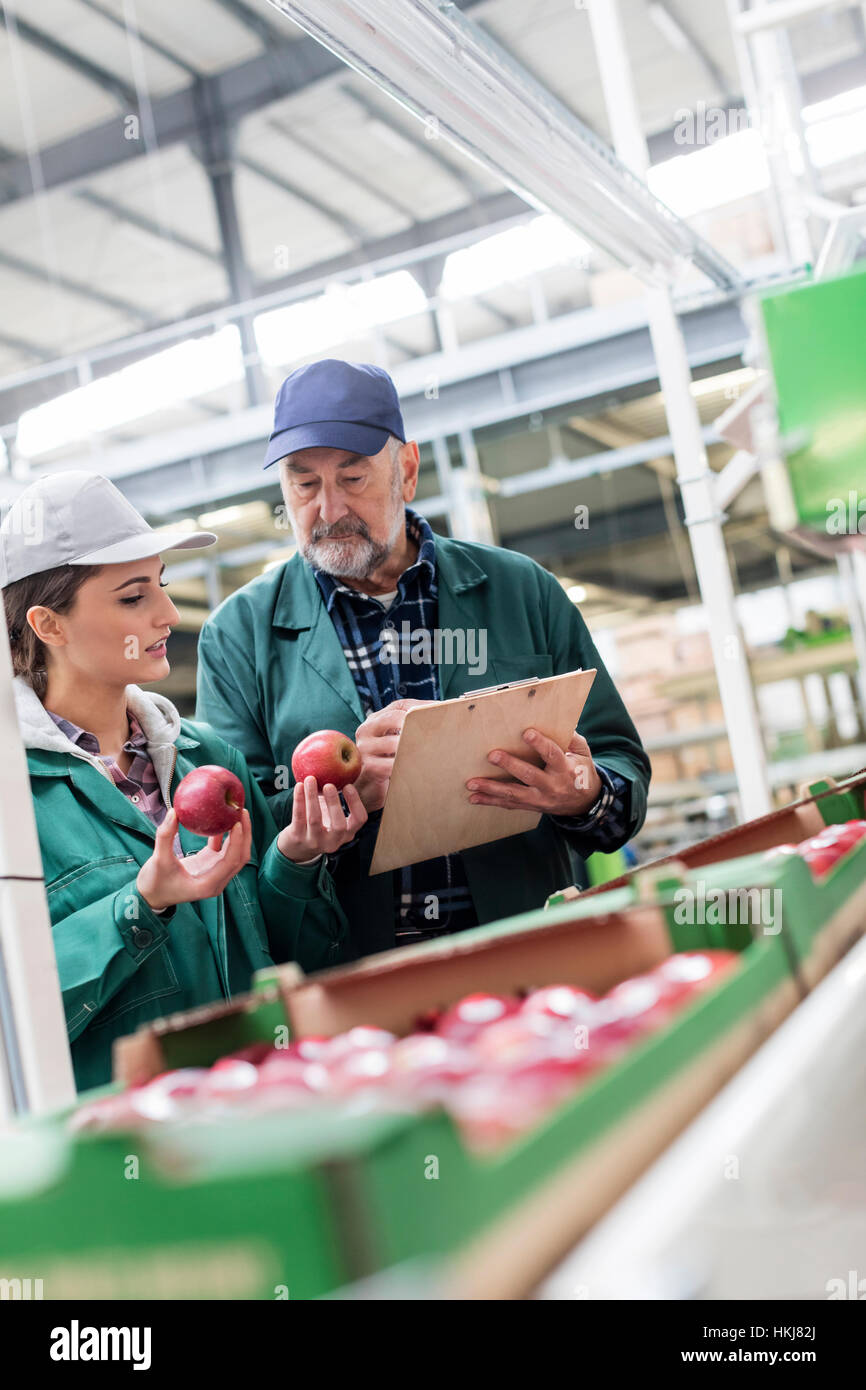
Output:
[{"xmin": 195, "ymin": 358, "xmax": 650, "ymax": 959}]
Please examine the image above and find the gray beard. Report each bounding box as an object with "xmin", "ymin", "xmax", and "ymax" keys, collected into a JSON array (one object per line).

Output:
[{"xmin": 302, "ymin": 508, "xmax": 405, "ymax": 580}]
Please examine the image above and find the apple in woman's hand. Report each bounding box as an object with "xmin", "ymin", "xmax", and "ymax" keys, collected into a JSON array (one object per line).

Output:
[
  {"xmin": 291, "ymin": 730, "xmax": 363, "ymax": 792},
  {"xmin": 173, "ymin": 765, "xmax": 245, "ymax": 836}
]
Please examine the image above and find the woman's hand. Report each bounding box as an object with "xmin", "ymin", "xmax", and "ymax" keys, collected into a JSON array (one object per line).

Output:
[
  {"xmin": 136, "ymin": 808, "xmax": 252, "ymax": 912},
  {"xmin": 276, "ymin": 776, "xmax": 368, "ymax": 862}
]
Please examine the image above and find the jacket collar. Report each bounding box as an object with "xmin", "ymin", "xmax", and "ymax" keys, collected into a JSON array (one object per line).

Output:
[
  {"xmin": 16, "ymin": 675, "xmax": 199, "ymax": 792},
  {"xmin": 271, "ymin": 529, "xmax": 488, "ymax": 632}
]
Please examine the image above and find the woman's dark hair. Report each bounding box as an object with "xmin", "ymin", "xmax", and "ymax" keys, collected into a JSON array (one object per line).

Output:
[{"xmin": 3, "ymin": 564, "xmax": 103, "ymax": 699}]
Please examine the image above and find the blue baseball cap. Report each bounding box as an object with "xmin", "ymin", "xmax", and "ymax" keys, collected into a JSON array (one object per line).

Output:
[{"xmin": 263, "ymin": 358, "xmax": 406, "ymax": 469}]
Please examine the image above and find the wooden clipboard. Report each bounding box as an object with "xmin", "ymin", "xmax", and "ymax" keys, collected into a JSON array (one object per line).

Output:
[{"xmin": 369, "ymin": 667, "xmax": 596, "ymax": 875}]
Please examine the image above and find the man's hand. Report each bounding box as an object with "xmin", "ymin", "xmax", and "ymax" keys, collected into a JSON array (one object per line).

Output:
[
  {"xmin": 354, "ymin": 698, "xmax": 436, "ymax": 811},
  {"xmin": 465, "ymin": 729, "xmax": 603, "ymax": 818},
  {"xmin": 277, "ymin": 776, "xmax": 368, "ymax": 861}
]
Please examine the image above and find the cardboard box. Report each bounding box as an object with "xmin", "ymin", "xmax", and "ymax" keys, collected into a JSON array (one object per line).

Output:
[
  {"xmin": 1, "ymin": 896, "xmax": 796, "ymax": 1299},
  {"xmin": 3, "ymin": 778, "xmax": 863, "ymax": 1299}
]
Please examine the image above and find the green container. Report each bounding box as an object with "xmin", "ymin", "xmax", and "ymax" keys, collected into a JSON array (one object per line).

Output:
[
  {"xmin": 0, "ymin": 917, "xmax": 792, "ymax": 1299},
  {"xmin": 759, "ymin": 265, "xmax": 866, "ymax": 538}
]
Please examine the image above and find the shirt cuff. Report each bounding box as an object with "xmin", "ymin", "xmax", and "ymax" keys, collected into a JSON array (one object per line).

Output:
[
  {"xmin": 550, "ymin": 764, "xmax": 618, "ymax": 831},
  {"xmin": 261, "ymin": 839, "xmax": 328, "ymax": 900}
]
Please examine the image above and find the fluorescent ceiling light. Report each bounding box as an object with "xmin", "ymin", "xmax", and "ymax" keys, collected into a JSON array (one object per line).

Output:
[
  {"xmin": 648, "ymin": 2, "xmax": 690, "ymax": 54},
  {"xmin": 367, "ymin": 117, "xmax": 418, "ymax": 159},
  {"xmin": 802, "ymin": 84, "xmax": 866, "ymax": 124},
  {"xmin": 196, "ymin": 504, "xmax": 247, "ymax": 528},
  {"xmin": 266, "ymin": 0, "xmax": 741, "ymax": 290},
  {"xmin": 155, "ymin": 518, "xmax": 199, "ymax": 535},
  {"xmin": 255, "ymin": 270, "xmax": 427, "ymax": 366},
  {"xmin": 648, "ymin": 129, "xmax": 770, "ymax": 217},
  {"xmin": 689, "ymin": 366, "xmax": 757, "ymax": 399},
  {"xmin": 441, "ymin": 214, "xmax": 592, "ymax": 300},
  {"xmin": 17, "ymin": 327, "xmax": 244, "ymax": 459}
]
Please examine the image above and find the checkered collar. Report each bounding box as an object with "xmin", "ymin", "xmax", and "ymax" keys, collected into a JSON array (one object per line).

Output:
[
  {"xmin": 46, "ymin": 707, "xmax": 148, "ymax": 756},
  {"xmin": 311, "ymin": 506, "xmax": 437, "ymax": 612}
]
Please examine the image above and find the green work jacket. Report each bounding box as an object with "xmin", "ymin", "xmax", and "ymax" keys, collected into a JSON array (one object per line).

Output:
[
  {"xmin": 195, "ymin": 531, "xmax": 651, "ymax": 959},
  {"xmin": 16, "ymin": 678, "xmax": 349, "ymax": 1093}
]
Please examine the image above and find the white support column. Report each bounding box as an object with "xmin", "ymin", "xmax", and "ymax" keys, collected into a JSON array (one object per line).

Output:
[
  {"xmin": 837, "ymin": 551, "xmax": 866, "ymax": 726},
  {"xmin": 0, "ymin": 625, "xmax": 76, "ymax": 1120},
  {"xmin": 743, "ymin": 2, "xmax": 817, "ymax": 266},
  {"xmin": 587, "ymin": 0, "xmax": 773, "ymax": 820},
  {"xmin": 456, "ymin": 429, "xmax": 497, "ymax": 545}
]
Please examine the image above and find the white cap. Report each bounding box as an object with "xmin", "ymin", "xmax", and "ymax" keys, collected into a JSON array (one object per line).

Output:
[{"xmin": 0, "ymin": 471, "xmax": 217, "ymax": 587}]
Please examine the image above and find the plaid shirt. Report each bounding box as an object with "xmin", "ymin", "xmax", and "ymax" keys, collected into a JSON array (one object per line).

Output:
[
  {"xmin": 45, "ymin": 707, "xmax": 183, "ymax": 858},
  {"xmin": 311, "ymin": 507, "xmax": 631, "ymax": 944}
]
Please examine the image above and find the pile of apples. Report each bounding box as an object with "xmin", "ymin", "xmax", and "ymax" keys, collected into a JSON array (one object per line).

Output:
[
  {"xmin": 73, "ymin": 951, "xmax": 737, "ymax": 1151},
  {"xmin": 768, "ymin": 819, "xmax": 866, "ymax": 880}
]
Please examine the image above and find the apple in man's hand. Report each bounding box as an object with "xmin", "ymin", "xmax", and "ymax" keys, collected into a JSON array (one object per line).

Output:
[
  {"xmin": 173, "ymin": 765, "xmax": 245, "ymax": 836},
  {"xmin": 291, "ymin": 729, "xmax": 363, "ymax": 792}
]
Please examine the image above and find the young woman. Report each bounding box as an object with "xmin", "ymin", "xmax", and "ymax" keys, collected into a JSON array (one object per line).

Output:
[{"xmin": 1, "ymin": 470, "xmax": 366, "ymax": 1093}]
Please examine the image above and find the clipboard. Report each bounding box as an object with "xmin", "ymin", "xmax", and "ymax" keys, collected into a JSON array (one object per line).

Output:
[{"xmin": 369, "ymin": 667, "xmax": 597, "ymax": 875}]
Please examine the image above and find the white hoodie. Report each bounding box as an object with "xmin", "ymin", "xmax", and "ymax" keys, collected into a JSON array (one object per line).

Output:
[{"xmin": 13, "ymin": 674, "xmax": 184, "ymax": 808}]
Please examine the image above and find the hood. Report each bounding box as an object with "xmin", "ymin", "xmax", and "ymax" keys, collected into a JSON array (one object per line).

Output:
[{"xmin": 14, "ymin": 674, "xmax": 182, "ymax": 766}]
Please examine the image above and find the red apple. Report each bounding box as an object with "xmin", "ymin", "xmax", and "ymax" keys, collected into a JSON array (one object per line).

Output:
[
  {"xmin": 801, "ymin": 842, "xmax": 839, "ymax": 879},
  {"xmin": 255, "ymin": 1053, "xmax": 330, "ymax": 1095},
  {"xmin": 652, "ymin": 951, "xmax": 738, "ymax": 1008},
  {"xmin": 472, "ymin": 1012, "xmax": 561, "ymax": 1065},
  {"xmin": 593, "ymin": 975, "xmax": 672, "ymax": 1046},
  {"xmin": 128, "ymin": 1068, "xmax": 209, "ymax": 1121},
  {"xmin": 435, "ymin": 992, "xmax": 521, "ymax": 1044},
  {"xmin": 519, "ymin": 984, "xmax": 598, "ymax": 1025},
  {"xmin": 291, "ymin": 730, "xmax": 363, "ymax": 792},
  {"xmin": 389, "ymin": 1034, "xmax": 475, "ymax": 1095},
  {"xmin": 201, "ymin": 1057, "xmax": 259, "ymax": 1095},
  {"xmin": 224, "ymin": 1041, "xmax": 275, "ymax": 1066},
  {"xmin": 320, "ymin": 1026, "xmax": 398, "ymax": 1062},
  {"xmin": 70, "ymin": 1090, "xmax": 145, "ymax": 1133},
  {"xmin": 173, "ymin": 764, "xmax": 245, "ymax": 836},
  {"xmin": 279, "ymin": 1036, "xmax": 331, "ymax": 1063}
]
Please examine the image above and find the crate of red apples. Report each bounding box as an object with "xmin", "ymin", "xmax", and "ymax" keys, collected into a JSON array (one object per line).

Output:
[{"xmin": 74, "ymin": 950, "xmax": 737, "ymax": 1152}]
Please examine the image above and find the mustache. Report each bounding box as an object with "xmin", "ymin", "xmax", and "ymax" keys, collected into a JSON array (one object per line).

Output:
[{"xmin": 310, "ymin": 518, "xmax": 371, "ymax": 542}]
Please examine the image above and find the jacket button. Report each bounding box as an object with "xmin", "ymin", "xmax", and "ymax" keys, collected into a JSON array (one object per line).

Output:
[{"xmin": 132, "ymin": 927, "xmax": 153, "ymax": 949}]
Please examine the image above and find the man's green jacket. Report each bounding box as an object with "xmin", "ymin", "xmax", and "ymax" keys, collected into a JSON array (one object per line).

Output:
[{"xmin": 195, "ymin": 532, "xmax": 651, "ymax": 958}]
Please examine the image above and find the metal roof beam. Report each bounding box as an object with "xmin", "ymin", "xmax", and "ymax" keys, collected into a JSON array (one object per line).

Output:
[
  {"xmin": 0, "ymin": 10, "xmax": 137, "ymax": 108},
  {"xmin": 267, "ymin": 116, "xmax": 417, "ymax": 223},
  {"xmin": 648, "ymin": 1, "xmax": 733, "ymax": 101},
  {"xmin": 75, "ymin": 189, "xmax": 224, "ymax": 264},
  {"xmin": 235, "ymin": 152, "xmax": 365, "ymax": 239},
  {"xmin": 0, "ymin": 248, "xmax": 153, "ymax": 324},
  {"xmin": 340, "ymin": 83, "xmax": 486, "ymax": 198},
  {"xmin": 0, "ymin": 332, "xmax": 53, "ymax": 362},
  {"xmin": 74, "ymin": 0, "xmax": 200, "ymax": 78},
  {"xmin": 0, "ymin": 189, "xmax": 529, "ymax": 414},
  {"xmin": 0, "ymin": 37, "xmax": 340, "ymax": 206},
  {"xmin": 210, "ymin": 0, "xmax": 288, "ymax": 45}
]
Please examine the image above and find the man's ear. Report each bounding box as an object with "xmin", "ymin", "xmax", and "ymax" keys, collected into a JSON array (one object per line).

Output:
[
  {"xmin": 26, "ymin": 604, "xmax": 67, "ymax": 649},
  {"xmin": 400, "ymin": 439, "xmax": 421, "ymax": 499}
]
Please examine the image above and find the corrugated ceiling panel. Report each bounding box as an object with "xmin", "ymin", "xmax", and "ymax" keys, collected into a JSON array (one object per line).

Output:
[
  {"xmin": 91, "ymin": 0, "xmax": 270, "ymax": 73},
  {"xmin": 0, "ymin": 28, "xmax": 118, "ymax": 149}
]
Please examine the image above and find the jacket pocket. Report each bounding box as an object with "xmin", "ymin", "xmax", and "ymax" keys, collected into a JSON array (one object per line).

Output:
[
  {"xmin": 47, "ymin": 855, "xmax": 183, "ymax": 1029},
  {"xmin": 46, "ymin": 854, "xmax": 139, "ymax": 910},
  {"xmin": 487, "ymin": 653, "xmax": 555, "ymax": 683},
  {"xmin": 88, "ymin": 944, "xmax": 182, "ymax": 1030}
]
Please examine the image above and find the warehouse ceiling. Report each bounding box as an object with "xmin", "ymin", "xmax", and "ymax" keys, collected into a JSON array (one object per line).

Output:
[
  {"xmin": 1, "ymin": 0, "xmax": 864, "ymax": 384},
  {"xmin": 1, "ymin": 0, "xmax": 864, "ymax": 711}
]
